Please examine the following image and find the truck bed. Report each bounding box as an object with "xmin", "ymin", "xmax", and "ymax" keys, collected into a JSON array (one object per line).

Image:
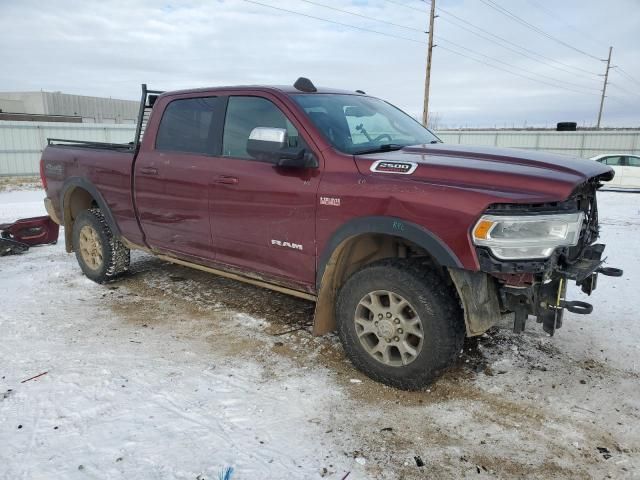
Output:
[{"xmin": 41, "ymin": 143, "xmax": 144, "ymax": 246}]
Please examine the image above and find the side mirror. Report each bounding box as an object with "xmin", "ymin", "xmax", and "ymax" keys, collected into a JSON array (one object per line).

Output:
[
  {"xmin": 247, "ymin": 127, "xmax": 317, "ymax": 168},
  {"xmin": 247, "ymin": 127, "xmax": 287, "ymax": 161},
  {"xmin": 276, "ymin": 149, "xmax": 318, "ymax": 168}
]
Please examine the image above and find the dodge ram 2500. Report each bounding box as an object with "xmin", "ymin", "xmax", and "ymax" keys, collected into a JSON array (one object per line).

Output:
[{"xmin": 40, "ymin": 78, "xmax": 622, "ymax": 390}]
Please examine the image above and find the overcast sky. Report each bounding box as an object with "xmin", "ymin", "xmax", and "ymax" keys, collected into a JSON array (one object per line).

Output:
[{"xmin": 1, "ymin": 0, "xmax": 639, "ymax": 128}]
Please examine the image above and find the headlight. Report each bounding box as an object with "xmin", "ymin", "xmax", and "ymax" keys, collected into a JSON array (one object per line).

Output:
[{"xmin": 472, "ymin": 212, "xmax": 584, "ymax": 260}]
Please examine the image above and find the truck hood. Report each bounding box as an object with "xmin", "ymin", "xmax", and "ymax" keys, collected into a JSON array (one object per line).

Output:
[{"xmin": 354, "ymin": 143, "xmax": 614, "ymax": 201}]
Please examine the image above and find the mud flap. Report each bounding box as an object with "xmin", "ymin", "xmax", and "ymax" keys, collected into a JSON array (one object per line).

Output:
[{"xmin": 448, "ymin": 268, "xmax": 502, "ymax": 336}]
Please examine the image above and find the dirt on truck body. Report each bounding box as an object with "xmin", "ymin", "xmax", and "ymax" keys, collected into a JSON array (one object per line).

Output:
[{"xmin": 40, "ymin": 78, "xmax": 622, "ymax": 390}]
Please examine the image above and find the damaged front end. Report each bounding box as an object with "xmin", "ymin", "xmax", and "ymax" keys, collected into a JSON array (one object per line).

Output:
[{"xmin": 466, "ymin": 177, "xmax": 622, "ymax": 336}]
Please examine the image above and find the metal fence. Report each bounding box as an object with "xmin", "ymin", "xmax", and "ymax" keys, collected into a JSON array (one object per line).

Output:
[
  {"xmin": 1, "ymin": 121, "xmax": 640, "ymax": 176},
  {"xmin": 0, "ymin": 121, "xmax": 135, "ymax": 176},
  {"xmin": 436, "ymin": 130, "xmax": 640, "ymax": 159}
]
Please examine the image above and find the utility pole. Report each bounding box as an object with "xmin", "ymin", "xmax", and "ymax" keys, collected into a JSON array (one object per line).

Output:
[
  {"xmin": 422, "ymin": 0, "xmax": 436, "ymax": 127},
  {"xmin": 596, "ymin": 46, "xmax": 613, "ymax": 129}
]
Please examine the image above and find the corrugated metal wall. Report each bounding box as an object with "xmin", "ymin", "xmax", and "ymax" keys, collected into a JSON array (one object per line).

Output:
[
  {"xmin": 43, "ymin": 93, "xmax": 138, "ymax": 124},
  {"xmin": 0, "ymin": 92, "xmax": 139, "ymax": 123},
  {"xmin": 436, "ymin": 130, "xmax": 640, "ymax": 158},
  {"xmin": 0, "ymin": 121, "xmax": 135, "ymax": 176}
]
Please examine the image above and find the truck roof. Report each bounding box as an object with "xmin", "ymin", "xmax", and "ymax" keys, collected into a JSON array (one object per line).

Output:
[{"xmin": 162, "ymin": 84, "xmax": 365, "ymax": 97}]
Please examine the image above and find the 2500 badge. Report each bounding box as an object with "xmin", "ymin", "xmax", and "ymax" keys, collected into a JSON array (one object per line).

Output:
[{"xmin": 370, "ymin": 160, "xmax": 417, "ymax": 175}]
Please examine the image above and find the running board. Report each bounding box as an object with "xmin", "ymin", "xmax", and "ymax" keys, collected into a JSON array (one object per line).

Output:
[{"xmin": 156, "ymin": 255, "xmax": 317, "ymax": 302}]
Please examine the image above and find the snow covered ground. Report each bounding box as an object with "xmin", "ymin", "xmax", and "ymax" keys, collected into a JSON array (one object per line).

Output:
[{"xmin": 0, "ymin": 187, "xmax": 639, "ymax": 479}]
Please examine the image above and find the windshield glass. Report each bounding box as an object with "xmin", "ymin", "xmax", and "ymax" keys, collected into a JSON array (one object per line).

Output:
[{"xmin": 292, "ymin": 94, "xmax": 440, "ymax": 155}]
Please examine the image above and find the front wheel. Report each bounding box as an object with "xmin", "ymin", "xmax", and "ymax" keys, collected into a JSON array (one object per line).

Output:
[
  {"xmin": 72, "ymin": 208, "xmax": 130, "ymax": 283},
  {"xmin": 336, "ymin": 259, "xmax": 465, "ymax": 390}
]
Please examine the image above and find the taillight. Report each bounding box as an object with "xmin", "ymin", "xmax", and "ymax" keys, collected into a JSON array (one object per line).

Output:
[{"xmin": 40, "ymin": 158, "xmax": 47, "ymax": 189}]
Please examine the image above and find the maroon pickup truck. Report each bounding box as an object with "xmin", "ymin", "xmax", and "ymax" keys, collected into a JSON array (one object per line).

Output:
[{"xmin": 40, "ymin": 78, "xmax": 622, "ymax": 390}]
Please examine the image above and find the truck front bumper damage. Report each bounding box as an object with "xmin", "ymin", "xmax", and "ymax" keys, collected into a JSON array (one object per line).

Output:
[
  {"xmin": 450, "ymin": 243, "xmax": 623, "ymax": 337},
  {"xmin": 448, "ymin": 268, "xmax": 504, "ymax": 336}
]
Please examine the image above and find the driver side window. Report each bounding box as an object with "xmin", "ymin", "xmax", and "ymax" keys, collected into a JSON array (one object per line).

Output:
[
  {"xmin": 598, "ymin": 156, "xmax": 623, "ymax": 166},
  {"xmin": 222, "ymin": 96, "xmax": 303, "ymax": 160}
]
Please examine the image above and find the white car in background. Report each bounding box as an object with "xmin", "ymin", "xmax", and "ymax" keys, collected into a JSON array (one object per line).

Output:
[{"xmin": 590, "ymin": 154, "xmax": 640, "ymax": 189}]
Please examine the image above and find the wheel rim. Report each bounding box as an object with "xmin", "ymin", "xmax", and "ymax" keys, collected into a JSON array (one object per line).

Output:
[
  {"xmin": 354, "ymin": 290, "xmax": 424, "ymax": 367},
  {"xmin": 79, "ymin": 225, "xmax": 103, "ymax": 271}
]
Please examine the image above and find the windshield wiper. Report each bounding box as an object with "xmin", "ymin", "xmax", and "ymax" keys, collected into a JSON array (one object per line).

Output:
[{"xmin": 353, "ymin": 144, "xmax": 405, "ymax": 155}]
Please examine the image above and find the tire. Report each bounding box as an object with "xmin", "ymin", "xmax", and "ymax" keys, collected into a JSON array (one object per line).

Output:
[
  {"xmin": 72, "ymin": 208, "xmax": 130, "ymax": 283},
  {"xmin": 336, "ymin": 259, "xmax": 465, "ymax": 390}
]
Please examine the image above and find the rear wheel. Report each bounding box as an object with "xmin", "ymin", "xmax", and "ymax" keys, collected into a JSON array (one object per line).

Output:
[
  {"xmin": 72, "ymin": 208, "xmax": 130, "ymax": 283},
  {"xmin": 336, "ymin": 259, "xmax": 465, "ymax": 390}
]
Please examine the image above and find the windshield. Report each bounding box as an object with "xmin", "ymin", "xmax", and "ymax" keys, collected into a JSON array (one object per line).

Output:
[{"xmin": 292, "ymin": 94, "xmax": 440, "ymax": 155}]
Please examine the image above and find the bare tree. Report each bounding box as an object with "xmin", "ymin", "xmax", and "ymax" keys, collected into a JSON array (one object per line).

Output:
[{"xmin": 427, "ymin": 111, "xmax": 442, "ymax": 131}]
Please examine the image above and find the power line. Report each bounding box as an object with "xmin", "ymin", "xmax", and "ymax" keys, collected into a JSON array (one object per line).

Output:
[
  {"xmin": 606, "ymin": 94, "xmax": 640, "ymax": 107},
  {"xmin": 435, "ymin": 40, "xmax": 601, "ymax": 96},
  {"xmin": 438, "ymin": 0, "xmax": 639, "ymax": 100},
  {"xmin": 478, "ymin": 0, "xmax": 604, "ymax": 61},
  {"xmin": 609, "ymin": 83, "xmax": 640, "ymax": 99},
  {"xmin": 435, "ymin": 43, "xmax": 599, "ymax": 96},
  {"xmin": 295, "ymin": 0, "xmax": 426, "ymax": 34},
  {"xmin": 524, "ymin": 0, "xmax": 605, "ymax": 51},
  {"xmin": 382, "ymin": 0, "xmax": 425, "ymax": 13},
  {"xmin": 242, "ymin": 0, "xmax": 425, "ymax": 44},
  {"xmin": 242, "ymin": 0, "xmax": 628, "ymax": 100},
  {"xmin": 616, "ymin": 67, "xmax": 640, "ymax": 87},
  {"xmin": 243, "ymin": 0, "xmax": 602, "ymax": 96},
  {"xmin": 383, "ymin": 0, "xmax": 602, "ymax": 77},
  {"xmin": 296, "ymin": 0, "xmax": 600, "ymax": 91},
  {"xmin": 435, "ymin": 8, "xmax": 601, "ymax": 77}
]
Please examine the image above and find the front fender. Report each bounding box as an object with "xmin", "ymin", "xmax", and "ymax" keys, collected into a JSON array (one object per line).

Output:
[
  {"xmin": 316, "ymin": 215, "xmax": 462, "ymax": 290},
  {"xmin": 312, "ymin": 216, "xmax": 464, "ymax": 336}
]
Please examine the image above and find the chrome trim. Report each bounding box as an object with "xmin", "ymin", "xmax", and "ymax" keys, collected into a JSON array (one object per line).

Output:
[{"xmin": 248, "ymin": 127, "xmax": 287, "ymax": 144}]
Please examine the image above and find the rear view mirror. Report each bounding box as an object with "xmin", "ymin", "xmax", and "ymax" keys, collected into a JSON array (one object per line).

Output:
[
  {"xmin": 344, "ymin": 106, "xmax": 375, "ymax": 117},
  {"xmin": 247, "ymin": 127, "xmax": 317, "ymax": 168}
]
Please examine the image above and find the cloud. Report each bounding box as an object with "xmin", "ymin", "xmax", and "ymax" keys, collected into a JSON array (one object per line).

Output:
[{"xmin": 0, "ymin": 0, "xmax": 638, "ymax": 127}]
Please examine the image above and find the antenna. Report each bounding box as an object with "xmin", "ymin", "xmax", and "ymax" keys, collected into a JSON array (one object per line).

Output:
[{"xmin": 294, "ymin": 77, "xmax": 317, "ymax": 93}]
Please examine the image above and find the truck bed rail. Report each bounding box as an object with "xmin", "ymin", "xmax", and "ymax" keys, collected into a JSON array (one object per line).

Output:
[
  {"xmin": 47, "ymin": 138, "xmax": 134, "ymax": 151},
  {"xmin": 134, "ymin": 84, "xmax": 164, "ymax": 152},
  {"xmin": 46, "ymin": 84, "xmax": 163, "ymax": 154}
]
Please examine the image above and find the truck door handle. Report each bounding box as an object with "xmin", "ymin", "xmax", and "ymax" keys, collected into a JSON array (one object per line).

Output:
[
  {"xmin": 140, "ymin": 167, "xmax": 158, "ymax": 176},
  {"xmin": 216, "ymin": 175, "xmax": 239, "ymax": 185}
]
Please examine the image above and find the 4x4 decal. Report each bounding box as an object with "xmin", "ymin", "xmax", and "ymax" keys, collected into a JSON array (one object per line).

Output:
[{"xmin": 370, "ymin": 160, "xmax": 418, "ymax": 175}]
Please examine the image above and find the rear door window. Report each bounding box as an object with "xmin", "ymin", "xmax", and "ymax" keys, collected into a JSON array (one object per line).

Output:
[{"xmin": 155, "ymin": 97, "xmax": 221, "ymax": 155}]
